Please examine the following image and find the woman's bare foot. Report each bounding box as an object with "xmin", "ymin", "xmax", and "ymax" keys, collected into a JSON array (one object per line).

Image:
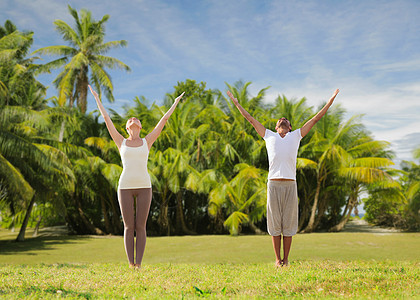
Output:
[
  {"xmin": 282, "ymin": 259, "xmax": 289, "ymax": 267},
  {"xmin": 129, "ymin": 263, "xmax": 136, "ymax": 269},
  {"xmin": 134, "ymin": 264, "xmax": 141, "ymax": 270},
  {"xmin": 275, "ymin": 260, "xmax": 282, "ymax": 268}
]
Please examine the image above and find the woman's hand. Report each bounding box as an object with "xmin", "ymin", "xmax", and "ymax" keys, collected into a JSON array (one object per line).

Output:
[
  {"xmin": 329, "ymin": 89, "xmax": 340, "ymax": 104},
  {"xmin": 174, "ymin": 92, "xmax": 185, "ymax": 104},
  {"xmin": 227, "ymin": 90, "xmax": 239, "ymax": 105},
  {"xmin": 88, "ymin": 85, "xmax": 98, "ymax": 99}
]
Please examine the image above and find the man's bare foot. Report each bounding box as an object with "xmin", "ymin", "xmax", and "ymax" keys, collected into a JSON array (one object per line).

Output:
[
  {"xmin": 282, "ymin": 259, "xmax": 289, "ymax": 267},
  {"xmin": 275, "ymin": 260, "xmax": 282, "ymax": 268},
  {"xmin": 134, "ymin": 264, "xmax": 141, "ymax": 270},
  {"xmin": 129, "ymin": 263, "xmax": 136, "ymax": 269}
]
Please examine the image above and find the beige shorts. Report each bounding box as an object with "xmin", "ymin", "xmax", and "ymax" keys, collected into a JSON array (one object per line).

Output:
[{"xmin": 267, "ymin": 180, "xmax": 298, "ymax": 236}]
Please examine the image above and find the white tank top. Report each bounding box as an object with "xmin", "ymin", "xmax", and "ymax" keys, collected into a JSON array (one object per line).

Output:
[{"xmin": 118, "ymin": 138, "xmax": 152, "ymax": 189}]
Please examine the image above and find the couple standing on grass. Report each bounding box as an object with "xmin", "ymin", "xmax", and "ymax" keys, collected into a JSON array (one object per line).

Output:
[{"xmin": 89, "ymin": 85, "xmax": 340, "ymax": 270}]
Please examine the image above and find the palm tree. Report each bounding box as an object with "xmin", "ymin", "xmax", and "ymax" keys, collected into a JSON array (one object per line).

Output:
[
  {"xmin": 329, "ymin": 139, "xmax": 396, "ymax": 231},
  {"xmin": 301, "ymin": 113, "xmax": 395, "ymax": 233},
  {"xmin": 0, "ymin": 20, "xmax": 47, "ymax": 110},
  {"xmin": 399, "ymin": 148, "xmax": 420, "ymax": 230},
  {"xmin": 33, "ymin": 5, "xmax": 130, "ymax": 113},
  {"xmin": 0, "ymin": 106, "xmax": 75, "ymax": 241},
  {"xmin": 207, "ymin": 163, "xmax": 267, "ymax": 235}
]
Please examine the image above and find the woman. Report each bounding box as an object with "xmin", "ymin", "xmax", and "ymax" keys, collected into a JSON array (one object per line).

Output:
[{"xmin": 89, "ymin": 85, "xmax": 184, "ymax": 269}]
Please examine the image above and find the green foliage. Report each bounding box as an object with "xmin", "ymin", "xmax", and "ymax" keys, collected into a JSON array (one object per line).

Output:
[
  {"xmin": 365, "ymin": 148, "xmax": 420, "ymax": 231},
  {"xmin": 1, "ymin": 15, "xmax": 410, "ymax": 236},
  {"xmin": 0, "ymin": 20, "xmax": 47, "ymax": 110}
]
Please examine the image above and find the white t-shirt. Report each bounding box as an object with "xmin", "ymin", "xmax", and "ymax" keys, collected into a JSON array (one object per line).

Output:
[{"xmin": 263, "ymin": 128, "xmax": 302, "ymax": 180}]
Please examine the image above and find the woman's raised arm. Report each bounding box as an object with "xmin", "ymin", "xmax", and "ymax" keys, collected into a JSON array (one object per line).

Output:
[
  {"xmin": 88, "ymin": 85, "xmax": 124, "ymax": 149},
  {"xmin": 145, "ymin": 92, "xmax": 185, "ymax": 149}
]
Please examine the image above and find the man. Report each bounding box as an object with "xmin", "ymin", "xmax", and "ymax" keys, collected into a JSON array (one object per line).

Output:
[{"xmin": 227, "ymin": 89, "xmax": 339, "ymax": 267}]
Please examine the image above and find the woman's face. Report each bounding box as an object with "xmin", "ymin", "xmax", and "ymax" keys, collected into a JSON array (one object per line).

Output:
[{"xmin": 126, "ymin": 117, "xmax": 142, "ymax": 131}]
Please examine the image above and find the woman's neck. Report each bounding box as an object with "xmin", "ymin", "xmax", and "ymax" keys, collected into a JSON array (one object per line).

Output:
[{"xmin": 127, "ymin": 135, "xmax": 141, "ymax": 140}]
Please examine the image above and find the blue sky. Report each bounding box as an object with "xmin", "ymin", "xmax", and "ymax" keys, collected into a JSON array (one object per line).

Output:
[{"xmin": 2, "ymin": 0, "xmax": 420, "ymax": 166}]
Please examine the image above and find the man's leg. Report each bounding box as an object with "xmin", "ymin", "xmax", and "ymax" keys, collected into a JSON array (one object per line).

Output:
[
  {"xmin": 267, "ymin": 181, "xmax": 283, "ymax": 267},
  {"xmin": 282, "ymin": 236, "xmax": 292, "ymax": 266},
  {"xmin": 272, "ymin": 235, "xmax": 282, "ymax": 267},
  {"xmin": 282, "ymin": 181, "xmax": 298, "ymax": 266}
]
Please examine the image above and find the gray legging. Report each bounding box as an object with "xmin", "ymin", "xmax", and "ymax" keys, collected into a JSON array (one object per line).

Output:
[{"xmin": 118, "ymin": 188, "xmax": 152, "ymax": 265}]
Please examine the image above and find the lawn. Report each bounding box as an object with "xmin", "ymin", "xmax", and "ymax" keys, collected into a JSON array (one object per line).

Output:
[{"xmin": 0, "ymin": 229, "xmax": 419, "ymax": 298}]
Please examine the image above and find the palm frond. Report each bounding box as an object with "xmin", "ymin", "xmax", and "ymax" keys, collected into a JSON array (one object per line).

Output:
[
  {"xmin": 348, "ymin": 140, "xmax": 391, "ymax": 156},
  {"xmin": 94, "ymin": 40, "xmax": 128, "ymax": 54},
  {"xmin": 53, "ymin": 19, "xmax": 80, "ymax": 46},
  {"xmin": 297, "ymin": 157, "xmax": 317, "ymax": 169},
  {"xmin": 90, "ymin": 60, "xmax": 113, "ymax": 93},
  {"xmin": 224, "ymin": 211, "xmax": 249, "ymax": 235},
  {"xmin": 349, "ymin": 157, "xmax": 394, "ymax": 169},
  {"xmin": 407, "ymin": 181, "xmax": 420, "ymax": 200},
  {"xmin": 0, "ymin": 153, "xmax": 34, "ymax": 201},
  {"xmin": 339, "ymin": 167, "xmax": 394, "ymax": 185},
  {"xmin": 101, "ymin": 163, "xmax": 122, "ymax": 190},
  {"xmin": 0, "ymin": 49, "xmax": 18, "ymax": 62},
  {"xmin": 32, "ymin": 45, "xmax": 77, "ymax": 57}
]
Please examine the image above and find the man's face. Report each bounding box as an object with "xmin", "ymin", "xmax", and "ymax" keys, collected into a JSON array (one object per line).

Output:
[{"xmin": 275, "ymin": 118, "xmax": 291, "ymax": 132}]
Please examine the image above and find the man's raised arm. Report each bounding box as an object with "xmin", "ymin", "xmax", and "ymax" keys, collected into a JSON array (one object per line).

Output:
[
  {"xmin": 227, "ymin": 91, "xmax": 266, "ymax": 138},
  {"xmin": 300, "ymin": 89, "xmax": 340, "ymax": 138}
]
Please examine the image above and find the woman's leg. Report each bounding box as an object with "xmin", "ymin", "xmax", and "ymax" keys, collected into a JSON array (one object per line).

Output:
[
  {"xmin": 134, "ymin": 188, "xmax": 152, "ymax": 266},
  {"xmin": 118, "ymin": 189, "xmax": 135, "ymax": 265}
]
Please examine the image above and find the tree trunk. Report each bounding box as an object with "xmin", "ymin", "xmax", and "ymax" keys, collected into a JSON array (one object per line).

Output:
[
  {"xmin": 58, "ymin": 120, "xmax": 66, "ymax": 142},
  {"xmin": 354, "ymin": 200, "xmax": 359, "ymax": 217},
  {"xmin": 111, "ymin": 196, "xmax": 122, "ymax": 234},
  {"xmin": 101, "ymin": 197, "xmax": 112, "ymax": 234},
  {"xmin": 298, "ymin": 195, "xmax": 312, "ymax": 232},
  {"xmin": 302, "ymin": 179, "xmax": 322, "ymax": 233},
  {"xmin": 69, "ymin": 92, "xmax": 75, "ymax": 108},
  {"xmin": 157, "ymin": 187, "xmax": 170, "ymax": 236},
  {"xmin": 175, "ymin": 191, "xmax": 196, "ymax": 235},
  {"xmin": 77, "ymin": 69, "xmax": 88, "ymax": 114},
  {"xmin": 33, "ymin": 215, "xmax": 42, "ymax": 237},
  {"xmin": 16, "ymin": 195, "xmax": 36, "ymax": 242},
  {"xmin": 248, "ymin": 221, "xmax": 264, "ymax": 235},
  {"xmin": 329, "ymin": 194, "xmax": 358, "ymax": 232},
  {"xmin": 212, "ymin": 209, "xmax": 225, "ymax": 234},
  {"xmin": 313, "ymin": 195, "xmax": 328, "ymax": 230},
  {"xmin": 74, "ymin": 196, "xmax": 104, "ymax": 235}
]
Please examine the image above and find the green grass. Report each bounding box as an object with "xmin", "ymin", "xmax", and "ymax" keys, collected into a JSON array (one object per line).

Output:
[
  {"xmin": 0, "ymin": 229, "xmax": 419, "ymax": 298},
  {"xmin": 1, "ymin": 261, "xmax": 419, "ymax": 298},
  {"xmin": 1, "ymin": 229, "xmax": 419, "ymax": 264}
]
